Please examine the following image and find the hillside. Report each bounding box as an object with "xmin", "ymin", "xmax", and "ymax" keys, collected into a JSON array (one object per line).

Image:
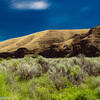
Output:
[{"xmin": 0, "ymin": 25, "xmax": 100, "ymax": 58}]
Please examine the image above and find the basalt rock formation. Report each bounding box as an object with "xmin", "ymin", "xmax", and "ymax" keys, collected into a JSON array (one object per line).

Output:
[{"xmin": 0, "ymin": 25, "xmax": 100, "ymax": 58}]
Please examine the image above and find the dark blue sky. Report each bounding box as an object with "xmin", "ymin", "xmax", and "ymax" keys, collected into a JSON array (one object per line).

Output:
[{"xmin": 0, "ymin": 0, "xmax": 100, "ymax": 41}]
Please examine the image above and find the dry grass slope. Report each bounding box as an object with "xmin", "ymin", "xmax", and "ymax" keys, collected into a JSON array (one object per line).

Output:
[
  {"xmin": 0, "ymin": 29, "xmax": 90, "ymax": 58},
  {"xmin": 0, "ymin": 29, "xmax": 89, "ymax": 53},
  {"xmin": 0, "ymin": 26, "xmax": 100, "ymax": 58}
]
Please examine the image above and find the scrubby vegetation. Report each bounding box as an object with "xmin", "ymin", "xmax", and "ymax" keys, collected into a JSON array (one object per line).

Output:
[{"xmin": 0, "ymin": 55, "xmax": 100, "ymax": 100}]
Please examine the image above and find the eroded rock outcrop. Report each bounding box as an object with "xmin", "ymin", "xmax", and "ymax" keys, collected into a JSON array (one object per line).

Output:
[{"xmin": 0, "ymin": 26, "xmax": 100, "ymax": 58}]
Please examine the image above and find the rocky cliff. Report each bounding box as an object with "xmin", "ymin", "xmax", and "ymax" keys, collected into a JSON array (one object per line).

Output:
[{"xmin": 0, "ymin": 26, "xmax": 100, "ymax": 58}]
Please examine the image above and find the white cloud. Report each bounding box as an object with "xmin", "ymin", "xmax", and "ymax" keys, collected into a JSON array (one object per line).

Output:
[{"xmin": 12, "ymin": 0, "xmax": 50, "ymax": 10}]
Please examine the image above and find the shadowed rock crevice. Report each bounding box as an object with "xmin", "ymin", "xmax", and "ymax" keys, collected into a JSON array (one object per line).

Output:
[
  {"xmin": 14, "ymin": 48, "xmax": 29, "ymax": 58},
  {"xmin": 0, "ymin": 48, "xmax": 33, "ymax": 58},
  {"xmin": 71, "ymin": 40, "xmax": 100, "ymax": 57},
  {"xmin": 39, "ymin": 45, "xmax": 68, "ymax": 58},
  {"xmin": 0, "ymin": 53, "xmax": 14, "ymax": 58}
]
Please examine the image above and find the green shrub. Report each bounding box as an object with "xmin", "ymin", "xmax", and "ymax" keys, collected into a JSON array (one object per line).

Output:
[
  {"xmin": 95, "ymin": 87, "xmax": 100, "ymax": 98},
  {"xmin": 6, "ymin": 57, "xmax": 12, "ymax": 60},
  {"xmin": 0, "ymin": 71, "xmax": 9, "ymax": 96},
  {"xmin": 0, "ymin": 56, "xmax": 99, "ymax": 100},
  {"xmin": 0, "ymin": 71, "xmax": 18, "ymax": 100},
  {"xmin": 87, "ymin": 77, "xmax": 100, "ymax": 89}
]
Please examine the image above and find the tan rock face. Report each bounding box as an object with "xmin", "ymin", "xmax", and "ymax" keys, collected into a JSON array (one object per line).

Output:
[{"xmin": 0, "ymin": 26, "xmax": 100, "ymax": 58}]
